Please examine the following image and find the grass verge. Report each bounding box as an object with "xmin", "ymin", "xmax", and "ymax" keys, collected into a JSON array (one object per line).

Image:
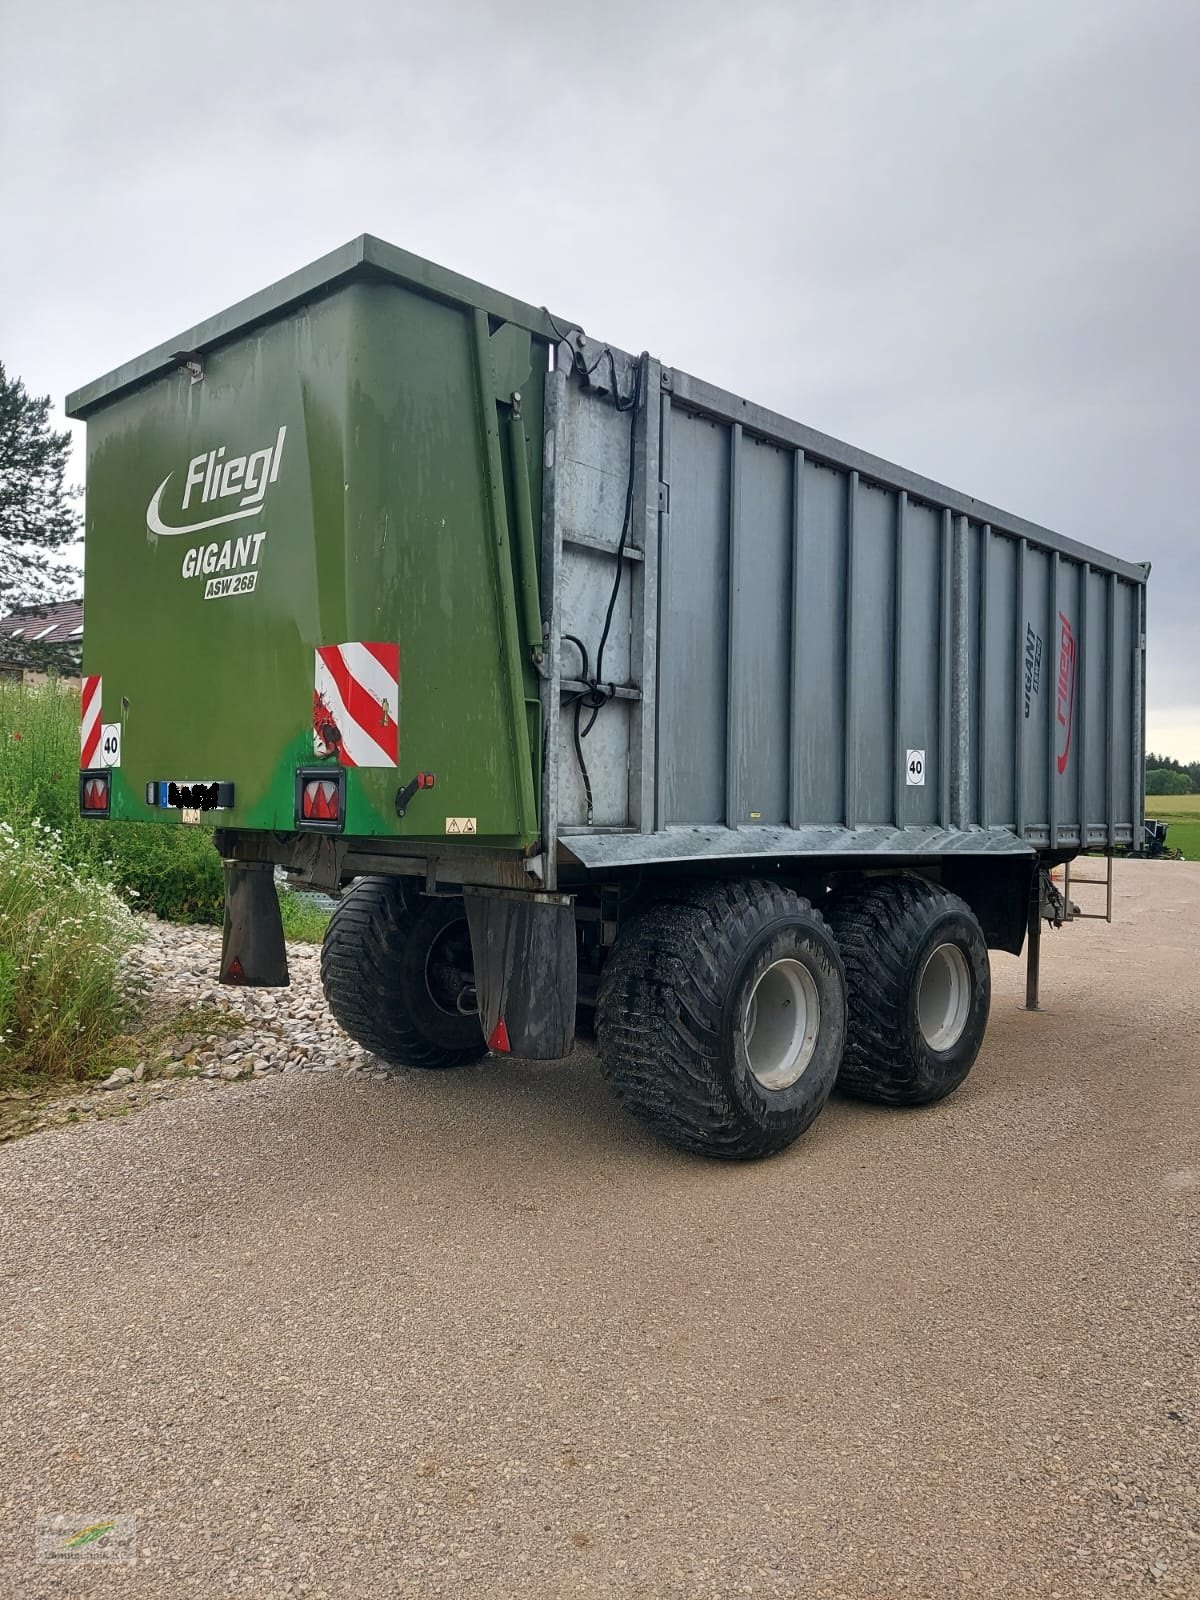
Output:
[
  {"xmin": 278, "ymin": 890, "xmax": 332, "ymax": 943},
  {"xmin": 1, "ymin": 678, "xmax": 224, "ymax": 921},
  {"xmin": 0, "ymin": 816, "xmax": 143, "ymax": 1088},
  {"xmin": 0, "ymin": 680, "xmax": 330, "ymax": 1095},
  {"xmin": 0, "ymin": 1005, "xmax": 252, "ymax": 1142}
]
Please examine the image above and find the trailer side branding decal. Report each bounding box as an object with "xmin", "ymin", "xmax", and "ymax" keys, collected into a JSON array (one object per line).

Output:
[
  {"xmin": 1055, "ymin": 611, "xmax": 1077, "ymax": 774},
  {"xmin": 80, "ymin": 675, "xmax": 102, "ymax": 768},
  {"xmin": 144, "ymin": 427, "xmax": 286, "ymax": 599},
  {"xmin": 313, "ymin": 643, "xmax": 399, "ymax": 768},
  {"xmin": 146, "ymin": 427, "xmax": 287, "ymax": 538},
  {"xmin": 1022, "ymin": 623, "xmax": 1043, "ymax": 718}
]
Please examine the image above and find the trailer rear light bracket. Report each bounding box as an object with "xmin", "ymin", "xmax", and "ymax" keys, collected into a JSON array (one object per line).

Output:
[{"xmin": 394, "ymin": 771, "xmax": 436, "ymax": 819}]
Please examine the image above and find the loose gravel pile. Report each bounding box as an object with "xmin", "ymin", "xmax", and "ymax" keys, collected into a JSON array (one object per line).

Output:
[
  {"xmin": 122, "ymin": 916, "xmax": 380, "ymax": 1083},
  {"xmin": 0, "ymin": 919, "xmax": 388, "ymax": 1142}
]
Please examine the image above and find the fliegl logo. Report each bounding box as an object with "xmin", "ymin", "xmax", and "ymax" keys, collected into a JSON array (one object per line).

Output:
[
  {"xmin": 145, "ymin": 426, "xmax": 286, "ymax": 602},
  {"xmin": 1055, "ymin": 610, "xmax": 1077, "ymax": 775}
]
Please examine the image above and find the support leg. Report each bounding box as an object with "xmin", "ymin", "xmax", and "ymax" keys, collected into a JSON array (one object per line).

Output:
[{"xmin": 1024, "ymin": 887, "xmax": 1042, "ymax": 1012}]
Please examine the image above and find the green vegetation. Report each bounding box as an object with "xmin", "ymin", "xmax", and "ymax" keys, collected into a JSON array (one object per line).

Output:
[
  {"xmin": 0, "ymin": 678, "xmax": 336, "ymax": 926},
  {"xmin": 1145, "ymin": 767, "xmax": 1194, "ymax": 796},
  {"xmin": 0, "ymin": 679, "xmax": 329, "ymax": 1086},
  {"xmin": 1167, "ymin": 825, "xmax": 1200, "ymax": 861},
  {"xmin": 1146, "ymin": 751, "xmax": 1200, "ymax": 794},
  {"xmin": 0, "ymin": 361, "xmax": 81, "ymax": 628},
  {"xmin": 0, "ymin": 678, "xmax": 225, "ymax": 920},
  {"xmin": 0, "ymin": 814, "xmax": 142, "ymax": 1084},
  {"xmin": 278, "ymin": 890, "xmax": 332, "ymax": 944},
  {"xmin": 1144, "ymin": 791, "xmax": 1200, "ymax": 860}
]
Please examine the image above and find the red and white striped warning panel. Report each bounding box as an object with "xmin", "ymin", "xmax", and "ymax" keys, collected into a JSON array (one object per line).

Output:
[
  {"xmin": 312, "ymin": 643, "xmax": 399, "ymax": 768},
  {"xmin": 80, "ymin": 675, "xmax": 102, "ymax": 768}
]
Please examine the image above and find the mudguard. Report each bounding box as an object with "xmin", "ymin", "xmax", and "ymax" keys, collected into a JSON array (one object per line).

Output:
[
  {"xmin": 220, "ymin": 860, "xmax": 289, "ymax": 987},
  {"xmin": 463, "ymin": 891, "xmax": 576, "ymax": 1061}
]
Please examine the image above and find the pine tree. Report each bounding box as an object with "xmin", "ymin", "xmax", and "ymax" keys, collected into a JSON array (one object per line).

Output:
[{"xmin": 0, "ymin": 361, "xmax": 81, "ymax": 614}]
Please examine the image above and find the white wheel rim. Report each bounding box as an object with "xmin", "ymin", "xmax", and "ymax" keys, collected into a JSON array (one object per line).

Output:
[
  {"xmin": 743, "ymin": 958, "xmax": 822, "ymax": 1091},
  {"xmin": 917, "ymin": 942, "xmax": 972, "ymax": 1052}
]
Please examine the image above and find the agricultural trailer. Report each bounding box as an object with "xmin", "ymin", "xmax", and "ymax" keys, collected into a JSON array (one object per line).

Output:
[{"xmin": 67, "ymin": 236, "xmax": 1149, "ymax": 1159}]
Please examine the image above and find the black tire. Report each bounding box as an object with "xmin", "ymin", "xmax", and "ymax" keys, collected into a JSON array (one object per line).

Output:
[
  {"xmin": 827, "ymin": 876, "xmax": 990, "ymax": 1106},
  {"xmin": 320, "ymin": 877, "xmax": 487, "ymax": 1069},
  {"xmin": 596, "ymin": 880, "xmax": 846, "ymax": 1160}
]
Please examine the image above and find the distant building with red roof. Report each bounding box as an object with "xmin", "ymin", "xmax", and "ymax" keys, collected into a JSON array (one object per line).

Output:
[{"xmin": 0, "ymin": 599, "xmax": 84, "ymax": 684}]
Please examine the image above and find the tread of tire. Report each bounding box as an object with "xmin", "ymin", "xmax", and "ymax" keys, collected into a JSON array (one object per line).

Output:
[
  {"xmin": 828, "ymin": 876, "xmax": 979, "ymax": 1105},
  {"xmin": 597, "ymin": 879, "xmax": 835, "ymax": 1159},
  {"xmin": 320, "ymin": 878, "xmax": 484, "ymax": 1069}
]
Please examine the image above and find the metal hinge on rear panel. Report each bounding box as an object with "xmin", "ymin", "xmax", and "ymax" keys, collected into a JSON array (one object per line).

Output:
[{"xmin": 657, "ymin": 482, "xmax": 670, "ymax": 512}]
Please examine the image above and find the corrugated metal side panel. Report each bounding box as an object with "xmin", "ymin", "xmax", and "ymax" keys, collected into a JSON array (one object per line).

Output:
[
  {"xmin": 549, "ymin": 355, "xmax": 1145, "ymax": 860},
  {"xmin": 1111, "ymin": 577, "xmax": 1136, "ymax": 836},
  {"xmin": 896, "ymin": 497, "xmax": 944, "ymax": 829},
  {"xmin": 658, "ymin": 410, "xmax": 730, "ymax": 824},
  {"xmin": 730, "ymin": 434, "xmax": 792, "ymax": 824},
  {"xmin": 792, "ymin": 462, "xmax": 848, "ymax": 825},
  {"xmin": 651, "ymin": 383, "xmax": 1144, "ymax": 850},
  {"xmin": 981, "ymin": 530, "xmax": 1018, "ymax": 827},
  {"xmin": 1020, "ymin": 544, "xmax": 1052, "ymax": 836},
  {"xmin": 848, "ymin": 478, "xmax": 896, "ymax": 826},
  {"xmin": 1082, "ymin": 566, "xmax": 1110, "ymax": 840}
]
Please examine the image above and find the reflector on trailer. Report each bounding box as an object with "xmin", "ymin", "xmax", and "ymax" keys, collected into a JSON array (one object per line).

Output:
[
  {"xmin": 304, "ymin": 781, "xmax": 339, "ymax": 819},
  {"xmin": 79, "ymin": 770, "xmax": 110, "ymax": 817},
  {"xmin": 295, "ymin": 767, "xmax": 345, "ymax": 831}
]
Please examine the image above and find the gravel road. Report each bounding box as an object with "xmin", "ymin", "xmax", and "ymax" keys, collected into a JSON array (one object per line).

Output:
[{"xmin": 1, "ymin": 862, "xmax": 1197, "ymax": 1599}]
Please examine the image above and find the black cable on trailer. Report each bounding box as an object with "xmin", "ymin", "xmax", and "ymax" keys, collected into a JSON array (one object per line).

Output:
[
  {"xmin": 586, "ymin": 353, "xmax": 643, "ymax": 734},
  {"xmin": 553, "ymin": 350, "xmax": 645, "ymax": 825},
  {"xmin": 562, "ymin": 633, "xmax": 597, "ymax": 827}
]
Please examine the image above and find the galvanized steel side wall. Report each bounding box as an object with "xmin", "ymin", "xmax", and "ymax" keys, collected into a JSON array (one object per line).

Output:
[
  {"xmin": 548, "ymin": 352, "xmax": 1146, "ymax": 858},
  {"xmin": 654, "ymin": 380, "xmax": 1144, "ymax": 850},
  {"xmin": 542, "ymin": 344, "xmax": 660, "ymax": 863}
]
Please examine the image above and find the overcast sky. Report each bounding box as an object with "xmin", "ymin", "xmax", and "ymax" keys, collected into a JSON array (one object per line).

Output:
[{"xmin": 2, "ymin": 0, "xmax": 1197, "ymax": 754}]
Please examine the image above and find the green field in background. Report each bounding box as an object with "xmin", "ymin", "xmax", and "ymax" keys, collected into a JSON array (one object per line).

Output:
[{"xmin": 1144, "ymin": 793, "xmax": 1200, "ymax": 860}]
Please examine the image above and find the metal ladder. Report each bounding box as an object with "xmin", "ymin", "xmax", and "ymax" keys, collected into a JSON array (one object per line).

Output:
[
  {"xmin": 1025, "ymin": 853, "xmax": 1115, "ymax": 1011},
  {"xmin": 1063, "ymin": 854, "xmax": 1115, "ymax": 923}
]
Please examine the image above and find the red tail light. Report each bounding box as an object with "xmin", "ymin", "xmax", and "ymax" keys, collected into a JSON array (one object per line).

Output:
[
  {"xmin": 295, "ymin": 768, "xmax": 344, "ymax": 831},
  {"xmin": 79, "ymin": 771, "xmax": 110, "ymax": 817},
  {"xmin": 302, "ymin": 779, "xmax": 339, "ymax": 820}
]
